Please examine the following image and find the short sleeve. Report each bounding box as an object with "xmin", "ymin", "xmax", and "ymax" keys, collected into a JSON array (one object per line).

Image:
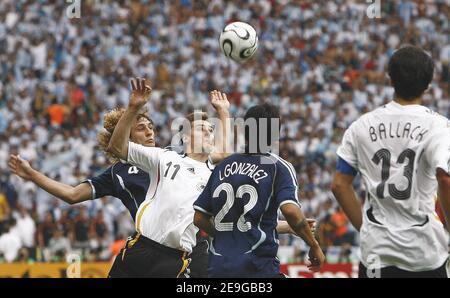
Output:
[
  {"xmin": 83, "ymin": 166, "xmax": 115, "ymax": 200},
  {"xmin": 274, "ymin": 159, "xmax": 301, "ymax": 209},
  {"xmin": 337, "ymin": 122, "xmax": 358, "ymax": 169},
  {"xmin": 127, "ymin": 142, "xmax": 164, "ymax": 174},
  {"xmin": 425, "ymin": 119, "xmax": 450, "ymax": 174}
]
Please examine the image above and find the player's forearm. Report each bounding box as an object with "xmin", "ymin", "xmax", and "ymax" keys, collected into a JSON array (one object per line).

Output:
[
  {"xmin": 211, "ymin": 110, "xmax": 231, "ymax": 163},
  {"xmin": 193, "ymin": 211, "xmax": 215, "ymax": 237},
  {"xmin": 276, "ymin": 220, "xmax": 294, "ymax": 234},
  {"xmin": 437, "ymin": 170, "xmax": 450, "ymax": 231},
  {"xmin": 107, "ymin": 108, "xmax": 137, "ymax": 160},
  {"xmin": 332, "ymin": 185, "xmax": 362, "ymax": 231},
  {"xmin": 217, "ymin": 109, "xmax": 230, "ymax": 153},
  {"xmin": 282, "ymin": 206, "xmax": 319, "ymax": 248},
  {"xmin": 438, "ymin": 196, "xmax": 450, "ymax": 232},
  {"xmin": 28, "ymin": 168, "xmax": 90, "ymax": 204},
  {"xmin": 290, "ymin": 217, "xmax": 320, "ymax": 249}
]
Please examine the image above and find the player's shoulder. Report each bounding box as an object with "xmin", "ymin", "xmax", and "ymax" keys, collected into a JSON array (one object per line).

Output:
[
  {"xmin": 344, "ymin": 107, "xmax": 384, "ymax": 133},
  {"xmin": 353, "ymin": 109, "xmax": 378, "ymax": 125},
  {"xmin": 219, "ymin": 152, "xmax": 279, "ymax": 165},
  {"xmin": 268, "ymin": 153, "xmax": 291, "ymax": 167},
  {"xmin": 158, "ymin": 146, "xmax": 189, "ymax": 161},
  {"xmin": 162, "ymin": 146, "xmax": 183, "ymax": 155},
  {"xmin": 163, "ymin": 145, "xmax": 183, "ymax": 153},
  {"xmin": 268, "ymin": 153, "xmax": 297, "ymax": 180},
  {"xmin": 112, "ymin": 161, "xmax": 145, "ymax": 176},
  {"xmin": 425, "ymin": 110, "xmax": 450, "ymax": 128},
  {"xmin": 219, "ymin": 153, "xmax": 244, "ymax": 163}
]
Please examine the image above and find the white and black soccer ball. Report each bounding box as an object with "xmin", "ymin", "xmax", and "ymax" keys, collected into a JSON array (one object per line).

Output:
[{"xmin": 219, "ymin": 21, "xmax": 258, "ymax": 64}]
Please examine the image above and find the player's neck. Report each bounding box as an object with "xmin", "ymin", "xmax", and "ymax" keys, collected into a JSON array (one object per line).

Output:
[
  {"xmin": 394, "ymin": 97, "xmax": 422, "ymax": 106},
  {"xmin": 186, "ymin": 152, "xmax": 209, "ymax": 163}
]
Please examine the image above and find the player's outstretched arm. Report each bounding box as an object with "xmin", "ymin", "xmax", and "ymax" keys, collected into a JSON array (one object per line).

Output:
[
  {"xmin": 437, "ymin": 169, "xmax": 450, "ymax": 232},
  {"xmin": 280, "ymin": 203, "xmax": 325, "ymax": 272},
  {"xmin": 8, "ymin": 154, "xmax": 92, "ymax": 204},
  {"xmin": 331, "ymin": 172, "xmax": 362, "ymax": 231},
  {"xmin": 107, "ymin": 77, "xmax": 152, "ymax": 160},
  {"xmin": 209, "ymin": 90, "xmax": 231, "ymax": 164},
  {"xmin": 193, "ymin": 211, "xmax": 215, "ymax": 237}
]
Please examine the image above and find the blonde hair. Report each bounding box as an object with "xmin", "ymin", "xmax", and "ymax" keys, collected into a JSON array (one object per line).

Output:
[{"xmin": 97, "ymin": 108, "xmax": 152, "ymax": 163}]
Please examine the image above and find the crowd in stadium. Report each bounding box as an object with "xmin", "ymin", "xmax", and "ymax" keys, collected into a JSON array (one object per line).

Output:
[{"xmin": 0, "ymin": 0, "xmax": 449, "ymax": 263}]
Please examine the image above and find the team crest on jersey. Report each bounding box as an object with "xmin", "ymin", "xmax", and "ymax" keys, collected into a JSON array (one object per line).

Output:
[
  {"xmin": 128, "ymin": 166, "xmax": 139, "ymax": 174},
  {"xmin": 196, "ymin": 182, "xmax": 206, "ymax": 192},
  {"xmin": 187, "ymin": 167, "xmax": 195, "ymax": 174}
]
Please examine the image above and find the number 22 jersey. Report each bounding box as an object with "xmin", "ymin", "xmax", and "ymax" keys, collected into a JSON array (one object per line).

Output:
[{"xmin": 194, "ymin": 153, "xmax": 301, "ymax": 277}]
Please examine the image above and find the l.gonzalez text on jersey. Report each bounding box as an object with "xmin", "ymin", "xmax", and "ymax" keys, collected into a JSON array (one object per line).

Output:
[
  {"xmin": 219, "ymin": 162, "xmax": 269, "ymax": 184},
  {"xmin": 220, "ymin": 283, "xmax": 272, "ymax": 293}
]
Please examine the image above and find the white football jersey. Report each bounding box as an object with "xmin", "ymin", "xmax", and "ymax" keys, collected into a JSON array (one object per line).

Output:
[
  {"xmin": 337, "ymin": 101, "xmax": 450, "ymax": 271},
  {"xmin": 127, "ymin": 142, "xmax": 214, "ymax": 254}
]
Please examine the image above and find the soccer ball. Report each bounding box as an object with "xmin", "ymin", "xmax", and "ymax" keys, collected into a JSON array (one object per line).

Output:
[{"xmin": 219, "ymin": 21, "xmax": 258, "ymax": 64}]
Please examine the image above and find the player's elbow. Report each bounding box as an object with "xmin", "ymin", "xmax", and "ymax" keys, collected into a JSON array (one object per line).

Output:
[
  {"xmin": 193, "ymin": 211, "xmax": 204, "ymax": 229},
  {"xmin": 70, "ymin": 192, "xmax": 85, "ymax": 204},
  {"xmin": 65, "ymin": 190, "xmax": 81, "ymax": 205},
  {"xmin": 194, "ymin": 210, "xmax": 212, "ymax": 232},
  {"xmin": 106, "ymin": 143, "xmax": 118, "ymax": 155},
  {"xmin": 59, "ymin": 193, "xmax": 76, "ymax": 205},
  {"xmin": 331, "ymin": 178, "xmax": 344, "ymax": 195},
  {"xmin": 106, "ymin": 143, "xmax": 124, "ymax": 159},
  {"xmin": 66, "ymin": 199, "xmax": 78, "ymax": 205}
]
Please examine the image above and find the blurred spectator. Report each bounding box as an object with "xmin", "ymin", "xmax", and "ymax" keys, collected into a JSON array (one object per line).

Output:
[
  {"xmin": 72, "ymin": 207, "xmax": 90, "ymax": 251},
  {"xmin": 330, "ymin": 206, "xmax": 356, "ymax": 263},
  {"xmin": 47, "ymin": 98, "xmax": 67, "ymax": 128},
  {"xmin": 58, "ymin": 209, "xmax": 74, "ymax": 238},
  {"xmin": 331, "ymin": 206, "xmax": 356, "ymax": 246},
  {"xmin": 318, "ymin": 214, "xmax": 335, "ymax": 250},
  {"xmin": 89, "ymin": 210, "xmax": 110, "ymax": 259},
  {"xmin": 0, "ymin": 191, "xmax": 10, "ymax": 224},
  {"xmin": 48, "ymin": 229, "xmax": 71, "ymax": 262},
  {"xmin": 0, "ymin": 218, "xmax": 21, "ymax": 262},
  {"xmin": 37, "ymin": 212, "xmax": 57, "ymax": 253},
  {"xmin": 110, "ymin": 235, "xmax": 126, "ymax": 261},
  {"xmin": 11, "ymin": 205, "xmax": 36, "ymax": 256}
]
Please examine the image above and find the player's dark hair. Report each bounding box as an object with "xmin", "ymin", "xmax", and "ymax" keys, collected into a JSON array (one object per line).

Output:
[
  {"xmin": 244, "ymin": 103, "xmax": 280, "ymax": 154},
  {"xmin": 388, "ymin": 45, "xmax": 434, "ymax": 101}
]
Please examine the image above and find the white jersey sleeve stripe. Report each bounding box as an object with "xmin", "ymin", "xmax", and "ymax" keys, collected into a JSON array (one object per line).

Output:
[
  {"xmin": 270, "ymin": 153, "xmax": 300, "ymax": 202},
  {"xmin": 270, "ymin": 153, "xmax": 298, "ymax": 186}
]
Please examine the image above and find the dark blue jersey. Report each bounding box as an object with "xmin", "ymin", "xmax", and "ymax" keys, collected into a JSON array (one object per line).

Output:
[
  {"xmin": 193, "ymin": 153, "xmax": 301, "ymax": 278},
  {"xmin": 84, "ymin": 162, "xmax": 150, "ymax": 220}
]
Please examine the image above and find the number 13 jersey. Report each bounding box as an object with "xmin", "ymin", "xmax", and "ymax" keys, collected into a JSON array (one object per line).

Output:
[{"xmin": 337, "ymin": 101, "xmax": 450, "ymax": 271}]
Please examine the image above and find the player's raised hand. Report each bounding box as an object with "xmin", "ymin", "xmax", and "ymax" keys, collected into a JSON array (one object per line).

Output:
[
  {"xmin": 306, "ymin": 245, "xmax": 326, "ymax": 272},
  {"xmin": 210, "ymin": 90, "xmax": 230, "ymax": 114},
  {"xmin": 8, "ymin": 155, "xmax": 34, "ymax": 181},
  {"xmin": 129, "ymin": 77, "xmax": 152, "ymax": 111}
]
